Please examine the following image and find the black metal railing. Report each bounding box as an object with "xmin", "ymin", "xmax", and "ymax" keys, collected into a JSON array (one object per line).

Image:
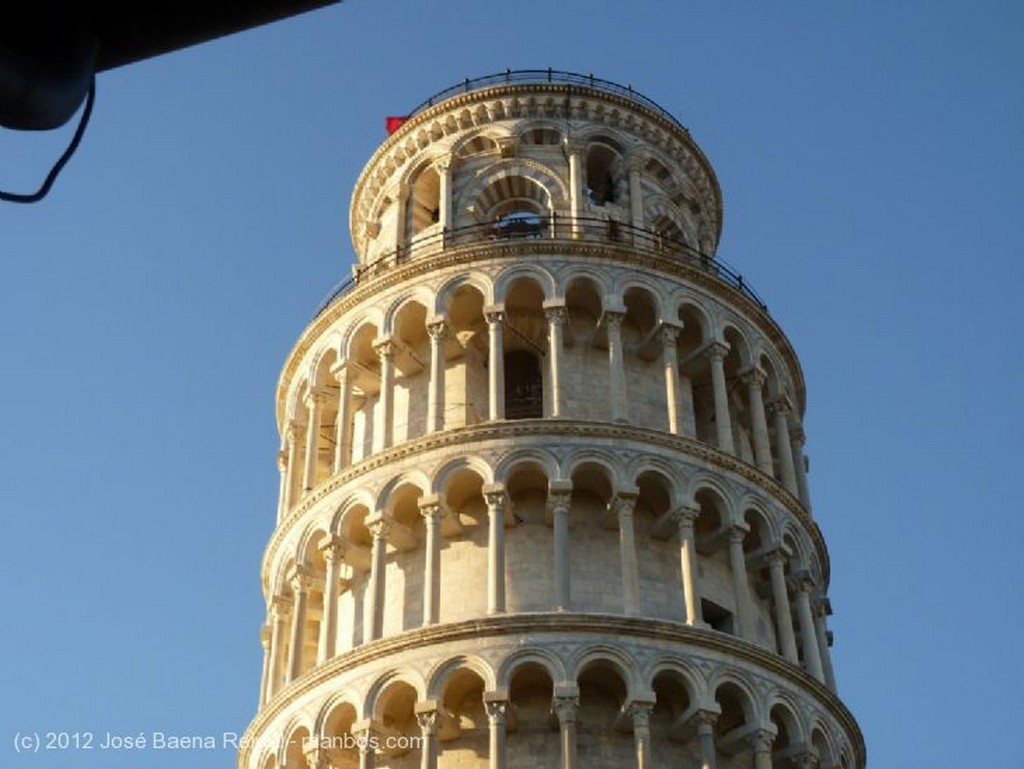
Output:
[
  {"xmin": 312, "ymin": 215, "xmax": 767, "ymax": 319},
  {"xmin": 406, "ymin": 69, "xmax": 690, "ymax": 134}
]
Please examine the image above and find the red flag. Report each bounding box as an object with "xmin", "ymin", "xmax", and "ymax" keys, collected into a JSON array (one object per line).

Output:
[{"xmin": 386, "ymin": 116, "xmax": 409, "ymax": 135}]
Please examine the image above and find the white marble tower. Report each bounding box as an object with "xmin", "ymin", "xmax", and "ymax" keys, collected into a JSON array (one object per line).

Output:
[{"xmin": 238, "ymin": 70, "xmax": 865, "ymax": 769}]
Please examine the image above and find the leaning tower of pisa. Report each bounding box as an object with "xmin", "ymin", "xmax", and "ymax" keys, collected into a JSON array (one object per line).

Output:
[{"xmin": 238, "ymin": 71, "xmax": 865, "ymax": 769}]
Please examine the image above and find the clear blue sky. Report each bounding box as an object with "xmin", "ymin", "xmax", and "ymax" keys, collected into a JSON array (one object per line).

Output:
[{"xmin": 1, "ymin": 2, "xmax": 1021, "ymax": 767}]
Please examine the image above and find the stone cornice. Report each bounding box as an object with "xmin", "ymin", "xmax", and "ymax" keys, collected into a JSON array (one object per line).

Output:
[
  {"xmin": 276, "ymin": 239, "xmax": 806, "ymax": 426},
  {"xmin": 260, "ymin": 419, "xmax": 829, "ymax": 592},
  {"xmin": 237, "ymin": 613, "xmax": 865, "ymax": 769}
]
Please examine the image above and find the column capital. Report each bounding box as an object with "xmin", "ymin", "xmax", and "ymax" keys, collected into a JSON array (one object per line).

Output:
[
  {"xmin": 285, "ymin": 420, "xmax": 303, "ymax": 443},
  {"xmin": 750, "ymin": 725, "xmax": 777, "ymax": 753},
  {"xmin": 318, "ymin": 533, "xmax": 346, "ymax": 562},
  {"xmin": 670, "ymin": 504, "xmax": 701, "ymax": 530},
  {"xmin": 426, "ymin": 317, "xmax": 449, "ymax": 339},
  {"xmin": 366, "ymin": 513, "xmax": 390, "ymax": 539},
  {"xmin": 660, "ymin": 322, "xmax": 683, "ymax": 346},
  {"xmin": 329, "ymin": 359, "xmax": 349, "ymax": 380},
  {"xmin": 288, "ymin": 565, "xmax": 313, "ymax": 594},
  {"xmin": 765, "ymin": 546, "xmax": 792, "ymax": 568},
  {"xmin": 611, "ymin": 489, "xmax": 639, "ymax": 520},
  {"xmin": 695, "ymin": 708, "xmax": 719, "ymax": 731},
  {"xmin": 625, "ymin": 153, "xmax": 646, "ymax": 173},
  {"xmin": 728, "ymin": 522, "xmax": 751, "ymax": 544},
  {"xmin": 484, "ymin": 699, "xmax": 508, "ymax": 723},
  {"xmin": 564, "ymin": 137, "xmax": 587, "ymax": 155},
  {"xmin": 626, "ymin": 700, "xmax": 655, "ymax": 728},
  {"xmin": 815, "ymin": 595, "xmax": 834, "ymax": 617},
  {"xmin": 372, "ymin": 337, "xmax": 395, "ymax": 359},
  {"xmin": 303, "ymin": 388, "xmax": 329, "ymax": 408},
  {"xmin": 543, "ymin": 303, "xmax": 567, "ymax": 324},
  {"xmin": 271, "ymin": 594, "xmax": 293, "ymax": 619},
  {"xmin": 768, "ymin": 394, "xmax": 794, "ymax": 415},
  {"xmin": 482, "ymin": 482, "xmax": 508, "ymax": 507},
  {"xmin": 259, "ymin": 623, "xmax": 272, "ymax": 648},
  {"xmin": 602, "ymin": 308, "xmax": 626, "ymax": 330},
  {"xmin": 418, "ymin": 494, "xmax": 445, "ymax": 520},
  {"xmin": 705, "ymin": 341, "xmax": 730, "ymax": 362},
  {"xmin": 483, "ymin": 305, "xmax": 506, "ymax": 324},
  {"xmin": 551, "ymin": 695, "xmax": 580, "ymax": 724},
  {"xmin": 790, "ymin": 422, "xmax": 807, "ymax": 444},
  {"xmin": 414, "ymin": 702, "xmax": 439, "ymax": 733},
  {"xmin": 548, "ymin": 480, "xmax": 573, "ymax": 510},
  {"xmin": 741, "ymin": 366, "xmax": 768, "ymax": 389},
  {"xmin": 277, "ymin": 448, "xmax": 288, "ymax": 471},
  {"xmin": 793, "ymin": 569, "xmax": 817, "ymax": 592}
]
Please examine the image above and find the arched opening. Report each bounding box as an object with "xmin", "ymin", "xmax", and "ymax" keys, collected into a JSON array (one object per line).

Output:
[
  {"xmin": 386, "ymin": 482, "xmax": 427, "ymax": 633},
  {"xmin": 347, "ymin": 323, "xmax": 382, "ymax": 462},
  {"xmin": 504, "ymin": 350, "xmax": 542, "ymax": 419},
  {"xmin": 283, "ymin": 726, "xmax": 311, "ymax": 769},
  {"xmin": 337, "ymin": 503, "xmax": 372, "ymax": 652},
  {"xmin": 392, "ymin": 301, "xmax": 430, "ymax": 442},
  {"xmin": 439, "ymin": 467, "xmax": 487, "ymax": 621},
  {"xmin": 621, "ymin": 286, "xmax": 661, "ymax": 428},
  {"xmin": 635, "ymin": 470, "xmax": 678, "ymax": 620},
  {"xmin": 373, "ymin": 681, "xmax": 419, "ymax": 768},
  {"xmin": 322, "ymin": 702, "xmax": 359, "ymax": 769},
  {"xmin": 586, "ymin": 144, "xmax": 620, "ymax": 206},
  {"xmin": 504, "ymin": 462, "xmax": 550, "ymax": 612},
  {"xmin": 577, "ymin": 660, "xmax": 631, "ymax": 766},
  {"xmin": 438, "ymin": 668, "xmax": 488, "ymax": 764},
  {"xmin": 693, "ymin": 489, "xmax": 734, "ymax": 636},
  {"xmin": 475, "ymin": 175, "xmax": 553, "ymax": 239},
  {"xmin": 722, "ymin": 327, "xmax": 750, "ymax": 462},
  {"xmin": 650, "ymin": 670, "xmax": 695, "ymax": 765},
  {"xmin": 445, "ymin": 283, "xmax": 487, "ymax": 427},
  {"xmin": 714, "ymin": 682, "xmax": 755, "ymax": 762},
  {"xmin": 507, "ymin": 662, "xmax": 557, "ymax": 767},
  {"xmin": 407, "ymin": 165, "xmax": 441, "ymax": 240},
  {"xmin": 568, "ymin": 462, "xmax": 615, "ymax": 613}
]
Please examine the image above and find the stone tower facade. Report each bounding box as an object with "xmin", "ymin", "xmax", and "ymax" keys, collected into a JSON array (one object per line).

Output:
[{"xmin": 239, "ymin": 71, "xmax": 865, "ymax": 769}]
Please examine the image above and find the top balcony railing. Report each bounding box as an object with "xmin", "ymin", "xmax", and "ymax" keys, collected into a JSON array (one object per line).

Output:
[
  {"xmin": 405, "ymin": 69, "xmax": 691, "ymax": 135},
  {"xmin": 313, "ymin": 214, "xmax": 767, "ymax": 319}
]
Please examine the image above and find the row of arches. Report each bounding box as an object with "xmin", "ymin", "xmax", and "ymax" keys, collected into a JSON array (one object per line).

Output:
[
  {"xmin": 261, "ymin": 447, "xmax": 833, "ymax": 709},
  {"xmin": 253, "ymin": 648, "xmax": 856, "ymax": 769},
  {"xmin": 281, "ymin": 268, "xmax": 810, "ymax": 520}
]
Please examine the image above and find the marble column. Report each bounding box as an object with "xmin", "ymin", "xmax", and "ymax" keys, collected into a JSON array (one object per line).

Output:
[
  {"xmin": 629, "ymin": 702, "xmax": 654, "ymax": 769},
  {"xmin": 483, "ymin": 484, "xmax": 507, "ymax": 614},
  {"xmin": 317, "ymin": 535, "xmax": 345, "ymax": 664},
  {"xmin": 696, "ymin": 710, "xmax": 719, "ymax": 769},
  {"xmin": 373, "ymin": 340, "xmax": 395, "ymax": 452},
  {"xmin": 365, "ymin": 515, "xmax": 389, "ymax": 642},
  {"xmin": 628, "ymin": 156, "xmax": 644, "ymax": 237},
  {"xmin": 419, "ymin": 497, "xmax": 442, "ymax": 626},
  {"xmin": 742, "ymin": 368, "xmax": 773, "ymax": 474},
  {"xmin": 267, "ymin": 595, "xmax": 291, "ymax": 700},
  {"xmin": 544, "ymin": 304, "xmax": 566, "ymax": 417},
  {"xmin": 814, "ymin": 597, "xmax": 838, "ymax": 691},
  {"xmin": 415, "ymin": 707, "xmax": 438, "ymax": 769},
  {"xmin": 484, "ymin": 696, "xmax": 508, "ymax": 769},
  {"xmin": 283, "ymin": 421, "xmax": 302, "ymax": 511},
  {"xmin": 790, "ymin": 423, "xmax": 813, "ymax": 510},
  {"xmin": 727, "ymin": 525, "xmax": 755, "ymax": 642},
  {"xmin": 614, "ymin": 492, "xmax": 641, "ymax": 616},
  {"xmin": 567, "ymin": 140, "xmax": 585, "ymax": 237},
  {"xmin": 549, "ymin": 484, "xmax": 573, "ymax": 611},
  {"xmin": 485, "ymin": 309, "xmax": 505, "ymax": 421},
  {"xmin": 706, "ymin": 343, "xmax": 735, "ymax": 454},
  {"xmin": 605, "ymin": 310, "xmax": 628, "ymax": 422},
  {"xmin": 286, "ymin": 567, "xmax": 312, "ymax": 682},
  {"xmin": 436, "ymin": 160, "xmax": 452, "ymax": 234},
  {"xmin": 426, "ymin": 319, "xmax": 447, "ymax": 433},
  {"xmin": 661, "ymin": 324, "xmax": 683, "ymax": 434},
  {"xmin": 795, "ymin": 575, "xmax": 826, "ymax": 682},
  {"xmin": 767, "ymin": 550, "xmax": 799, "ymax": 664},
  {"xmin": 258, "ymin": 623, "xmax": 272, "ymax": 707},
  {"xmin": 751, "ymin": 728, "xmax": 776, "ymax": 769},
  {"xmin": 680, "ymin": 374, "xmax": 697, "ymax": 438},
  {"xmin": 553, "ymin": 696, "xmax": 579, "ymax": 769},
  {"xmin": 303, "ymin": 389, "xmax": 325, "ymax": 491},
  {"xmin": 331, "ymin": 361, "xmax": 353, "ymax": 472},
  {"xmin": 769, "ymin": 396, "xmax": 799, "ymax": 495},
  {"xmin": 276, "ymin": 447, "xmax": 289, "ymax": 522},
  {"xmin": 674, "ymin": 506, "xmax": 704, "ymax": 626}
]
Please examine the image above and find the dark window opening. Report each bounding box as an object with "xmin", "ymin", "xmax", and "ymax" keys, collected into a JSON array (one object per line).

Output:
[
  {"xmin": 701, "ymin": 599, "xmax": 735, "ymax": 636},
  {"xmin": 504, "ymin": 350, "xmax": 543, "ymax": 419}
]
